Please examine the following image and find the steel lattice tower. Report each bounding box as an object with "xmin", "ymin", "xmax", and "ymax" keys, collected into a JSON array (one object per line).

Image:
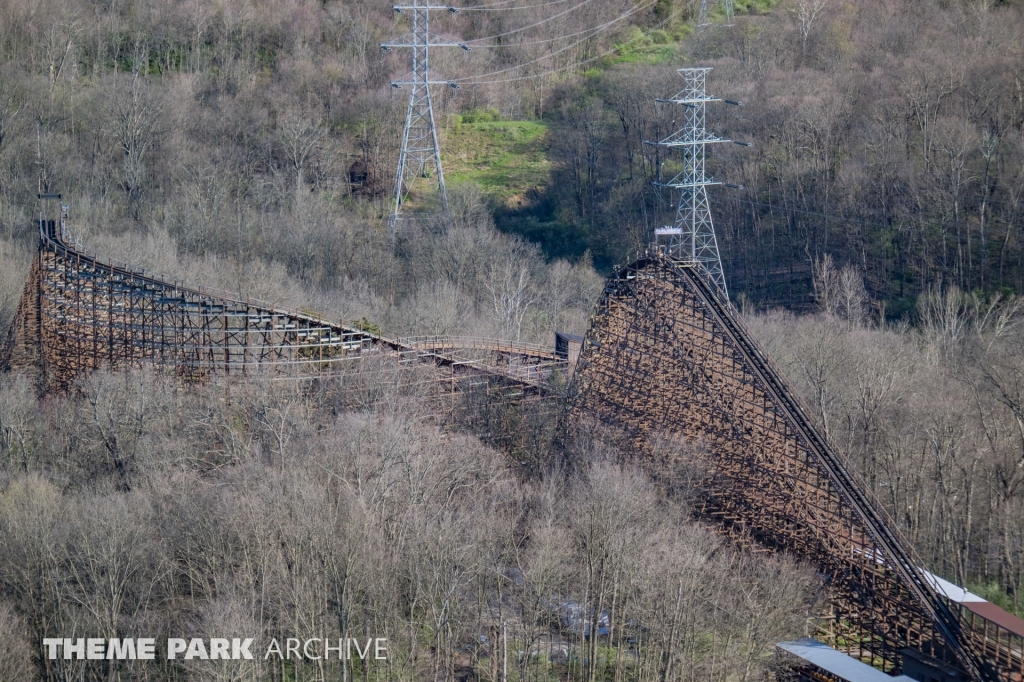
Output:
[
  {"xmin": 382, "ymin": 2, "xmax": 467, "ymax": 234},
  {"xmin": 647, "ymin": 68, "xmax": 733, "ymax": 298},
  {"xmin": 698, "ymin": 0, "xmax": 734, "ymax": 27}
]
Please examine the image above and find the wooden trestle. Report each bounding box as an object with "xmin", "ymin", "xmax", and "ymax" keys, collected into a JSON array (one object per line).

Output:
[
  {"xmin": 563, "ymin": 254, "xmax": 1003, "ymax": 681},
  {"xmin": 0, "ymin": 220, "xmax": 566, "ymax": 403}
]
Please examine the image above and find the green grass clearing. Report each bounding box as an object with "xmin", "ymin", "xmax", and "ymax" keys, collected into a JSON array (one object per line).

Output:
[{"xmin": 444, "ymin": 119, "xmax": 552, "ymax": 208}]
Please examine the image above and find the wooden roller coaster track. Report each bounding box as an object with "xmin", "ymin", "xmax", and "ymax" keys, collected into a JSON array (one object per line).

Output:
[
  {"xmin": 562, "ymin": 253, "xmax": 1017, "ymax": 681},
  {"xmin": 0, "ymin": 216, "xmax": 566, "ymax": 395}
]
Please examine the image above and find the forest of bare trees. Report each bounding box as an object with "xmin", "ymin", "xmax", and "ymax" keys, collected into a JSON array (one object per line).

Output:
[
  {"xmin": 750, "ymin": 256, "xmax": 1024, "ymax": 612},
  {"xmin": 0, "ymin": 0, "xmax": 632, "ymax": 348},
  {"xmin": 0, "ymin": 367, "xmax": 818, "ymax": 681},
  {"xmin": 2, "ymin": 0, "xmax": 1022, "ymax": 316}
]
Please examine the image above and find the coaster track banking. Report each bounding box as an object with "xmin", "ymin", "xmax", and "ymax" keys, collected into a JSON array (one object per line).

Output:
[{"xmin": 1, "ymin": 218, "xmax": 564, "ymax": 392}]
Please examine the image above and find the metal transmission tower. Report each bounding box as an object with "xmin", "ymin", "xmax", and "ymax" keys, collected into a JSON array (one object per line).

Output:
[
  {"xmin": 646, "ymin": 67, "xmax": 747, "ymax": 300},
  {"xmin": 698, "ymin": 0, "xmax": 734, "ymax": 27},
  {"xmin": 381, "ymin": 2, "xmax": 468, "ymax": 234}
]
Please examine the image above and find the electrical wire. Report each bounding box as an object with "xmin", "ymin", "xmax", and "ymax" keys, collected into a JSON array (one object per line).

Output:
[
  {"xmin": 719, "ymin": 177, "xmax": 1024, "ymax": 214},
  {"xmin": 708, "ymin": 195, "xmax": 908, "ymax": 233},
  {"xmin": 463, "ymin": 0, "xmax": 601, "ymax": 43},
  {"xmin": 462, "ymin": 0, "xmax": 568, "ymax": 8},
  {"xmin": 457, "ymin": 0, "xmax": 658, "ymax": 81},
  {"xmin": 459, "ymin": 0, "xmax": 574, "ymax": 10},
  {"xmin": 712, "ymin": 187, "xmax": 1024, "ymax": 231},
  {"xmin": 455, "ymin": 1, "xmax": 685, "ymax": 84},
  {"xmin": 467, "ymin": 16, "xmax": 629, "ymax": 46}
]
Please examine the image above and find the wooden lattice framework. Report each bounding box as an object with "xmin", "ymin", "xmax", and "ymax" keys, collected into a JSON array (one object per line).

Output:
[
  {"xmin": 562, "ymin": 253, "xmax": 1005, "ymax": 680},
  {"xmin": 1, "ymin": 219, "xmax": 565, "ymax": 398}
]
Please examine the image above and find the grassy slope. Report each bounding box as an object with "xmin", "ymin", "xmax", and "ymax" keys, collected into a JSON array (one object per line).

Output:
[
  {"xmin": 441, "ymin": 42, "xmax": 677, "ymax": 213},
  {"xmin": 444, "ymin": 119, "xmax": 552, "ymax": 209}
]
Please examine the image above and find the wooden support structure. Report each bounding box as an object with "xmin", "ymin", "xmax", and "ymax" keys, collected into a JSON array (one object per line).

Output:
[
  {"xmin": 0, "ymin": 213, "xmax": 566, "ymax": 459},
  {"xmin": 562, "ymin": 254, "xmax": 1002, "ymax": 681},
  {"xmin": 1, "ymin": 216, "xmax": 565, "ymax": 395}
]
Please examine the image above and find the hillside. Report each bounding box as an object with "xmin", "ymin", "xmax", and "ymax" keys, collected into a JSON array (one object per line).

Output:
[
  {"xmin": 446, "ymin": 115, "xmax": 552, "ymax": 209},
  {"xmin": 3, "ymin": 0, "xmax": 1024, "ymax": 680},
  {"xmin": 458, "ymin": 0, "xmax": 1024, "ymax": 313}
]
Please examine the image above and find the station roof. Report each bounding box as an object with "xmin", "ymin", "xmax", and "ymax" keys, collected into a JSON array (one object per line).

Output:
[
  {"xmin": 921, "ymin": 569, "xmax": 1024, "ymax": 637},
  {"xmin": 924, "ymin": 570, "xmax": 985, "ymax": 603},
  {"xmin": 776, "ymin": 639, "xmax": 916, "ymax": 682},
  {"xmin": 963, "ymin": 601, "xmax": 1024, "ymax": 639}
]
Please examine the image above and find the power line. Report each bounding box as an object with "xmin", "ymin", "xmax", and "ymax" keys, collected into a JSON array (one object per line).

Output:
[
  {"xmin": 708, "ymin": 195, "xmax": 908, "ymax": 233},
  {"xmin": 383, "ymin": 3, "xmax": 467, "ymax": 235},
  {"xmin": 463, "ymin": 0, "xmax": 569, "ymax": 8},
  {"xmin": 662, "ymin": 180, "xmax": 917, "ymax": 239},
  {"xmin": 468, "ymin": 17, "xmax": 630, "ymax": 46},
  {"xmin": 646, "ymin": 67, "xmax": 735, "ymax": 298},
  {"xmin": 459, "ymin": 0, "xmax": 573, "ymax": 10},
  {"xmin": 456, "ymin": 0, "xmax": 660, "ymax": 82},
  {"xmin": 713, "ymin": 179, "xmax": 1024, "ymax": 214},
  {"xmin": 697, "ymin": 0, "xmax": 733, "ymax": 28},
  {"xmin": 456, "ymin": 0, "xmax": 688, "ymax": 84},
  {"xmin": 458, "ymin": 2, "xmax": 655, "ymax": 80},
  {"xmin": 463, "ymin": 0, "xmax": 601, "ymax": 43}
]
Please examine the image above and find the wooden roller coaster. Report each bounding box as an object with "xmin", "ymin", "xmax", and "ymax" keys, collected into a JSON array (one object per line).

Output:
[
  {"xmin": 4, "ymin": 199, "xmax": 1022, "ymax": 680},
  {"xmin": 562, "ymin": 253, "xmax": 1022, "ymax": 681}
]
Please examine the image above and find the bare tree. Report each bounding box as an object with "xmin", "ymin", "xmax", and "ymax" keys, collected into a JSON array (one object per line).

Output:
[
  {"xmin": 564, "ymin": 463, "xmax": 659, "ymax": 682},
  {"xmin": 60, "ymin": 494, "xmax": 163, "ymax": 682},
  {"xmin": 812, "ymin": 254, "xmax": 839, "ymax": 316},
  {"xmin": 836, "ymin": 266, "xmax": 869, "ymax": 327},
  {"xmin": 0, "ymin": 476, "xmax": 65, "ymax": 682},
  {"xmin": 276, "ymin": 111, "xmax": 328, "ymax": 205},
  {"xmin": 107, "ymin": 68, "xmax": 162, "ymax": 220},
  {"xmin": 43, "ymin": 20, "xmax": 80, "ymax": 93},
  {"xmin": 0, "ymin": 74, "xmax": 26, "ymax": 151},
  {"xmin": 0, "ymin": 602, "xmax": 33, "ymax": 680},
  {"xmin": 812, "ymin": 254, "xmax": 868, "ymax": 327},
  {"xmin": 0, "ymin": 375, "xmax": 37, "ymax": 473},
  {"xmin": 485, "ymin": 241, "xmax": 539, "ymax": 341},
  {"xmin": 80, "ymin": 370, "xmax": 166, "ymax": 490},
  {"xmin": 791, "ymin": 0, "xmax": 831, "ymax": 59}
]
